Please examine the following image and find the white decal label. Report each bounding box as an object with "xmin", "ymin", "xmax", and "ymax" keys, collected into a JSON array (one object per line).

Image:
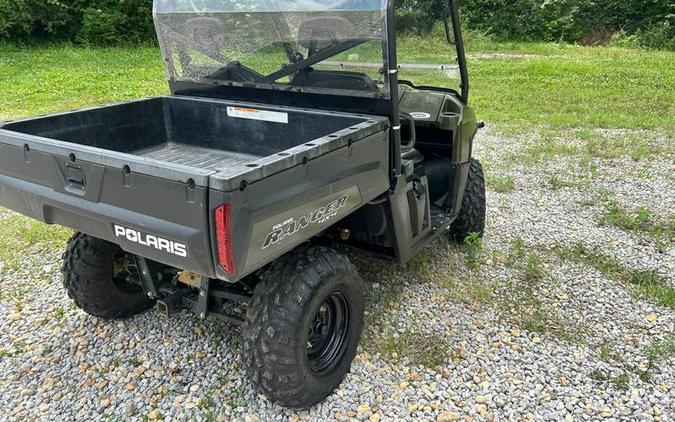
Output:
[
  {"xmin": 113, "ymin": 224, "xmax": 188, "ymax": 258},
  {"xmin": 410, "ymin": 112, "xmax": 432, "ymax": 120},
  {"xmin": 262, "ymin": 195, "xmax": 349, "ymax": 250},
  {"xmin": 227, "ymin": 106, "xmax": 288, "ymax": 124}
]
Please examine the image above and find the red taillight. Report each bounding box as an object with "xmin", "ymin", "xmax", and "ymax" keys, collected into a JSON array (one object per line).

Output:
[{"xmin": 215, "ymin": 204, "xmax": 235, "ymax": 274}]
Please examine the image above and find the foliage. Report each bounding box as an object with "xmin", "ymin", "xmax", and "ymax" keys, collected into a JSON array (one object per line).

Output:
[
  {"xmin": 0, "ymin": 0, "xmax": 672, "ymax": 48},
  {"xmin": 460, "ymin": 0, "xmax": 674, "ymax": 48},
  {"xmin": 396, "ymin": 0, "xmax": 447, "ymax": 34},
  {"xmin": 399, "ymin": 0, "xmax": 674, "ymax": 49},
  {"xmin": 0, "ymin": 0, "xmax": 154, "ymax": 45}
]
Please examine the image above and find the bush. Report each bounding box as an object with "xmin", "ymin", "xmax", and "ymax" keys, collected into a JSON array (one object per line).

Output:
[
  {"xmin": 76, "ymin": 1, "xmax": 154, "ymax": 45},
  {"xmin": 0, "ymin": 0, "xmax": 672, "ymax": 49},
  {"xmin": 78, "ymin": 8, "xmax": 126, "ymax": 45},
  {"xmin": 0, "ymin": 0, "xmax": 32, "ymax": 38},
  {"xmin": 398, "ymin": 0, "xmax": 674, "ymax": 49},
  {"xmin": 611, "ymin": 21, "xmax": 675, "ymax": 50},
  {"xmin": 396, "ymin": 0, "xmax": 447, "ymax": 34},
  {"xmin": 0, "ymin": 0, "xmax": 154, "ymax": 44},
  {"xmin": 461, "ymin": 0, "xmax": 583, "ymax": 42}
]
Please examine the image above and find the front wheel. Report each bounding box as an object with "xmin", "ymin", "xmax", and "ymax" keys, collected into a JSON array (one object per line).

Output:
[
  {"xmin": 449, "ymin": 158, "xmax": 487, "ymax": 242},
  {"xmin": 242, "ymin": 246, "xmax": 365, "ymax": 408}
]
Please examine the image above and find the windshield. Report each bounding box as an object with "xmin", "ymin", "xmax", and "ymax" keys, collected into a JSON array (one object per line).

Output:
[{"xmin": 153, "ymin": 0, "xmax": 391, "ymax": 98}]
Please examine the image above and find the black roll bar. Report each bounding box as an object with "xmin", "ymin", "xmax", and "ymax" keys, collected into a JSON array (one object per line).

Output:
[{"xmin": 450, "ymin": 0, "xmax": 469, "ymax": 103}]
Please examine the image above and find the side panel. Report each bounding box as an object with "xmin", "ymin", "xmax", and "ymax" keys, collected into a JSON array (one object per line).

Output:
[
  {"xmin": 0, "ymin": 142, "xmax": 216, "ymax": 277},
  {"xmin": 209, "ymin": 130, "xmax": 390, "ymax": 281}
]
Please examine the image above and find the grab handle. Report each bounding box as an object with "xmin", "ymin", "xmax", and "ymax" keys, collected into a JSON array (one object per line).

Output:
[{"xmin": 400, "ymin": 112, "xmax": 417, "ymax": 152}]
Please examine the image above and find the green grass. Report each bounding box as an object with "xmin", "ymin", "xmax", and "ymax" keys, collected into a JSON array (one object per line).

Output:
[
  {"xmin": 127, "ymin": 357, "xmax": 142, "ymax": 368},
  {"xmin": 601, "ymin": 202, "xmax": 675, "ymax": 246},
  {"xmin": 517, "ymin": 137, "xmax": 579, "ymax": 165},
  {"xmin": 641, "ymin": 334, "xmax": 675, "ymax": 381},
  {"xmin": 0, "ymin": 44, "xmax": 166, "ymax": 121},
  {"xmin": 463, "ymin": 232, "xmax": 484, "ymax": 269},
  {"xmin": 558, "ymin": 243, "xmax": 674, "ymax": 309},
  {"xmin": 602, "ymin": 202, "xmax": 652, "ymax": 231},
  {"xmin": 1, "ymin": 40, "xmax": 674, "ymax": 135},
  {"xmin": 486, "ymin": 174, "xmax": 516, "ymax": 193},
  {"xmin": 548, "ymin": 174, "xmax": 578, "ymax": 190},
  {"xmin": 376, "ymin": 330, "xmax": 450, "ymax": 369},
  {"xmin": 0, "ymin": 213, "xmax": 71, "ymax": 271},
  {"xmin": 581, "ymin": 191, "xmax": 675, "ymax": 248},
  {"xmin": 524, "ymin": 253, "xmax": 544, "ymax": 281},
  {"xmin": 198, "ymin": 394, "xmax": 215, "ymax": 409}
]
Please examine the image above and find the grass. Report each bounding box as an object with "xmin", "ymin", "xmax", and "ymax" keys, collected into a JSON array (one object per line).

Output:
[
  {"xmin": 582, "ymin": 130, "xmax": 674, "ymax": 161},
  {"xmin": 0, "ymin": 44, "xmax": 166, "ymax": 121},
  {"xmin": 511, "ymin": 128, "xmax": 675, "ymax": 168},
  {"xmin": 198, "ymin": 394, "xmax": 215, "ymax": 409},
  {"xmin": 127, "ymin": 357, "xmax": 142, "ymax": 368},
  {"xmin": 518, "ymin": 137, "xmax": 579, "ymax": 165},
  {"xmin": 640, "ymin": 334, "xmax": 675, "ymax": 382},
  {"xmin": 1, "ymin": 40, "xmax": 674, "ymax": 135},
  {"xmin": 496, "ymin": 238, "xmax": 587, "ymax": 342},
  {"xmin": 558, "ymin": 243, "xmax": 674, "ymax": 309},
  {"xmin": 588, "ymin": 369, "xmax": 631, "ymax": 391},
  {"xmin": 53, "ymin": 306, "xmax": 66, "ymax": 319},
  {"xmin": 547, "ymin": 174, "xmax": 578, "ymax": 190},
  {"xmin": 463, "ymin": 232, "xmax": 484, "ymax": 270},
  {"xmin": 600, "ymin": 201, "xmax": 675, "ymax": 247},
  {"xmin": 486, "ymin": 174, "xmax": 516, "ymax": 193},
  {"xmin": 0, "ymin": 213, "xmax": 70, "ymax": 272},
  {"xmin": 594, "ymin": 334, "xmax": 675, "ymax": 387},
  {"xmin": 524, "ymin": 253, "xmax": 544, "ymax": 281},
  {"xmin": 602, "ymin": 202, "xmax": 652, "ymax": 231},
  {"xmin": 613, "ymin": 373, "xmax": 631, "ymax": 391},
  {"xmin": 377, "ymin": 331, "xmax": 451, "ymax": 369},
  {"xmin": 580, "ymin": 189, "xmax": 675, "ymax": 248}
]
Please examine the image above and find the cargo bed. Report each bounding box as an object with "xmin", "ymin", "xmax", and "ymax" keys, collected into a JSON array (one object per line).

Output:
[
  {"xmin": 0, "ymin": 96, "xmax": 390, "ymax": 280},
  {"xmin": 1, "ymin": 96, "xmax": 386, "ymax": 188}
]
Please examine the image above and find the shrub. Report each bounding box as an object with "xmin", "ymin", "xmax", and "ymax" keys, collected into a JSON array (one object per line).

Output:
[
  {"xmin": 76, "ymin": 1, "xmax": 154, "ymax": 45},
  {"xmin": 0, "ymin": 0, "xmax": 672, "ymax": 49},
  {"xmin": 0, "ymin": 0, "xmax": 154, "ymax": 44},
  {"xmin": 0, "ymin": 0, "xmax": 32, "ymax": 38},
  {"xmin": 396, "ymin": 0, "xmax": 447, "ymax": 34}
]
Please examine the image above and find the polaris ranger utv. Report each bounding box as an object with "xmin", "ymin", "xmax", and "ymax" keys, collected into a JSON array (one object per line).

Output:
[{"xmin": 0, "ymin": 0, "xmax": 485, "ymax": 408}]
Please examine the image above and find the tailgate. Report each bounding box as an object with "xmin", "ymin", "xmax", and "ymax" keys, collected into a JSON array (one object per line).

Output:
[{"xmin": 0, "ymin": 130, "xmax": 217, "ymax": 277}]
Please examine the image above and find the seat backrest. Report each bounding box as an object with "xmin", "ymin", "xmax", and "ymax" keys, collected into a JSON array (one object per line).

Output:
[{"xmin": 298, "ymin": 16, "xmax": 355, "ymax": 54}]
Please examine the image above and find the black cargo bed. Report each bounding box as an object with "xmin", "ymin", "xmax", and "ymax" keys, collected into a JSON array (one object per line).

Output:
[
  {"xmin": 0, "ymin": 96, "xmax": 387, "ymax": 190},
  {"xmin": 134, "ymin": 144, "xmax": 260, "ymax": 170}
]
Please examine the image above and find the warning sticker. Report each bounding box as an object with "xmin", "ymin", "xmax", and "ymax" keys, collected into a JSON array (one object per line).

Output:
[{"xmin": 226, "ymin": 107, "xmax": 288, "ymax": 124}]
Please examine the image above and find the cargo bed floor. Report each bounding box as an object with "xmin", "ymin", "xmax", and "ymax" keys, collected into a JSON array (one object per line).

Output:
[{"xmin": 134, "ymin": 143, "xmax": 261, "ymax": 171}]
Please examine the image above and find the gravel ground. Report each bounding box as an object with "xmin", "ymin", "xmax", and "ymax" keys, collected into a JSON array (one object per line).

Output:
[{"xmin": 0, "ymin": 128, "xmax": 673, "ymax": 421}]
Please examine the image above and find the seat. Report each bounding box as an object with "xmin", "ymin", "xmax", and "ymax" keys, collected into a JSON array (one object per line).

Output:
[{"xmin": 291, "ymin": 17, "xmax": 380, "ymax": 92}]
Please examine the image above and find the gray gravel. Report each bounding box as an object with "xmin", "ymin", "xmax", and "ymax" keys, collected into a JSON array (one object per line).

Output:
[{"xmin": 1, "ymin": 128, "xmax": 673, "ymax": 421}]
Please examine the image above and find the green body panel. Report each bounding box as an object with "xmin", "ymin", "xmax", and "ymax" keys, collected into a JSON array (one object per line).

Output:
[
  {"xmin": 457, "ymin": 105, "xmax": 477, "ymax": 163},
  {"xmin": 400, "ymin": 89, "xmax": 476, "ymax": 165}
]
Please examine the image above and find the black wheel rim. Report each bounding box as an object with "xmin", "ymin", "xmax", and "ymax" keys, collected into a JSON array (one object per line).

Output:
[
  {"xmin": 111, "ymin": 253, "xmax": 144, "ymax": 295},
  {"xmin": 306, "ymin": 291, "xmax": 350, "ymax": 375}
]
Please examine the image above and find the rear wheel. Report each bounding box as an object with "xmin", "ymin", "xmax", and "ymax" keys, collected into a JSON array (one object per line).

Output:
[
  {"xmin": 449, "ymin": 158, "xmax": 486, "ymax": 242},
  {"xmin": 242, "ymin": 246, "xmax": 364, "ymax": 408},
  {"xmin": 61, "ymin": 232, "xmax": 154, "ymax": 319}
]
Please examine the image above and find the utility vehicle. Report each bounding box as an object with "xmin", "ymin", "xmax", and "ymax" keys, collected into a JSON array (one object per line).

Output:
[{"xmin": 0, "ymin": 0, "xmax": 485, "ymax": 408}]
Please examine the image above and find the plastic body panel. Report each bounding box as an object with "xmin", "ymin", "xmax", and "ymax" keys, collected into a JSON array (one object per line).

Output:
[
  {"xmin": 0, "ymin": 96, "xmax": 390, "ymax": 281},
  {"xmin": 209, "ymin": 129, "xmax": 390, "ymax": 281}
]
